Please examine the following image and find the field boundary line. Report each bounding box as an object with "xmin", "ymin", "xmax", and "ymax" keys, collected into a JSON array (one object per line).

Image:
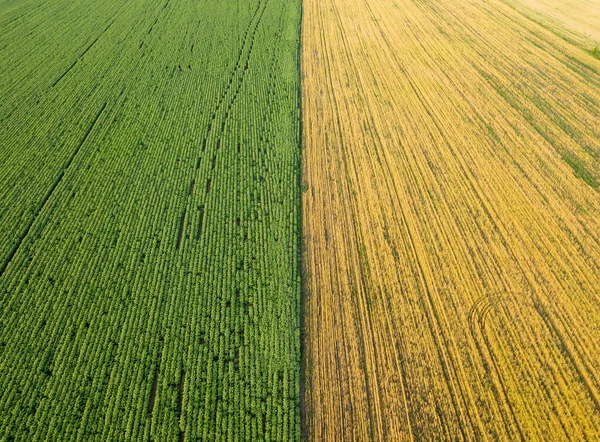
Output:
[{"xmin": 298, "ymin": 0, "xmax": 307, "ymax": 436}]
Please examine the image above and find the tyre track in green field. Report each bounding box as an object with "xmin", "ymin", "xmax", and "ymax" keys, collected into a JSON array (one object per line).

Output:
[
  {"xmin": 177, "ymin": 0, "xmax": 271, "ymax": 252},
  {"xmin": 51, "ymin": 19, "xmax": 117, "ymax": 88},
  {"xmin": 0, "ymin": 102, "xmax": 107, "ymax": 279}
]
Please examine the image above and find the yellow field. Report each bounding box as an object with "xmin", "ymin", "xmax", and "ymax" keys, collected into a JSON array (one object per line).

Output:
[
  {"xmin": 505, "ymin": 0, "xmax": 600, "ymax": 47},
  {"xmin": 301, "ymin": 0, "xmax": 600, "ymax": 439}
]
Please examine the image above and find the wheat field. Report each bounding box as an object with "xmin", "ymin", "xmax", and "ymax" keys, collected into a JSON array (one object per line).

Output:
[
  {"xmin": 505, "ymin": 0, "xmax": 600, "ymax": 47},
  {"xmin": 301, "ymin": 0, "xmax": 600, "ymax": 439}
]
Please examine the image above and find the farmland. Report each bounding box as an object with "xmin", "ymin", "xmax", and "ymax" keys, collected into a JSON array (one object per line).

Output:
[
  {"xmin": 0, "ymin": 0, "xmax": 301, "ymax": 440},
  {"xmin": 504, "ymin": 0, "xmax": 600, "ymax": 48},
  {"xmin": 302, "ymin": 0, "xmax": 600, "ymax": 440},
  {"xmin": 2, "ymin": 0, "xmax": 600, "ymax": 439}
]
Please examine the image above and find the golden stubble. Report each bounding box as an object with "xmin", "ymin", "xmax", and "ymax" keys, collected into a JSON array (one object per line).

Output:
[{"xmin": 301, "ymin": 0, "xmax": 600, "ymax": 439}]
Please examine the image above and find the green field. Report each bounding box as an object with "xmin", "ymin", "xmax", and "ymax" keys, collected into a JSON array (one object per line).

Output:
[{"xmin": 0, "ymin": 0, "xmax": 302, "ymax": 440}]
